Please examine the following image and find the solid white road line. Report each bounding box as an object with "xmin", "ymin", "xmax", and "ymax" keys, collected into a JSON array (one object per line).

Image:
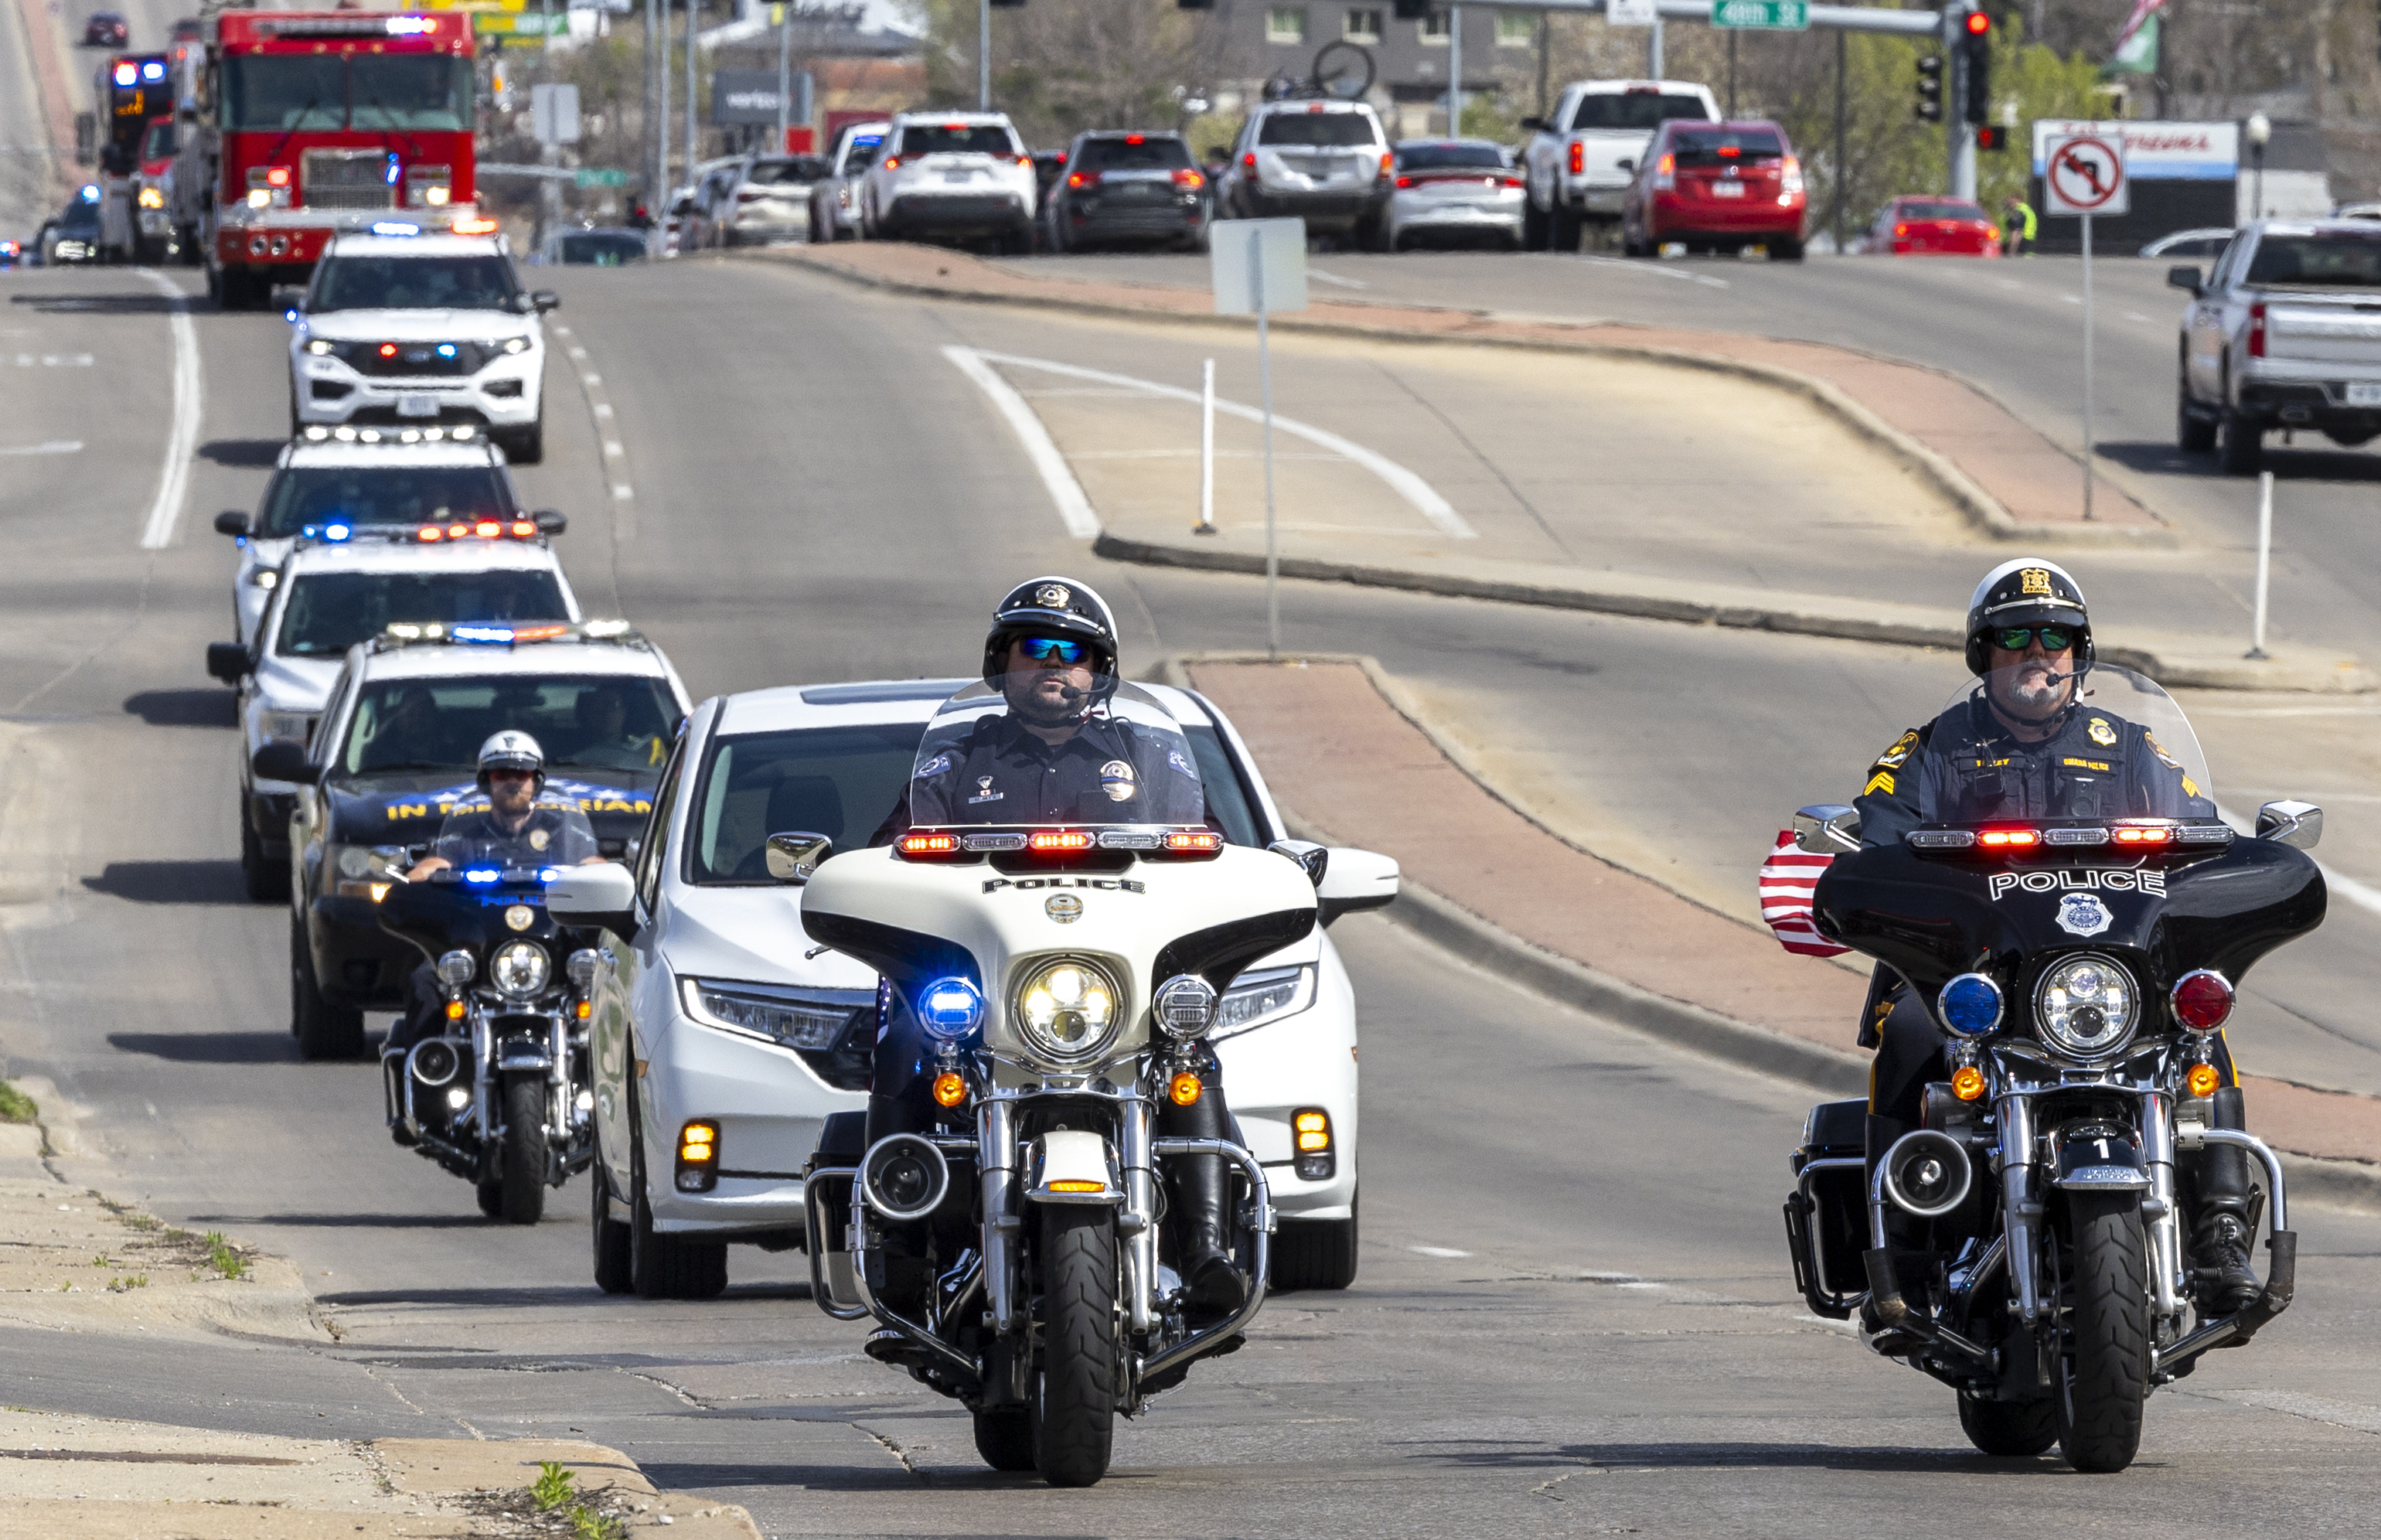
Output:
[
  {"xmin": 942, "ymin": 345, "xmax": 1101, "ymax": 539},
  {"xmin": 963, "ymin": 348, "xmax": 1477, "ymax": 539},
  {"xmin": 137, "ymin": 270, "xmax": 199, "ymax": 550},
  {"xmin": 0, "ymin": 440, "xmax": 80, "ymax": 456}
]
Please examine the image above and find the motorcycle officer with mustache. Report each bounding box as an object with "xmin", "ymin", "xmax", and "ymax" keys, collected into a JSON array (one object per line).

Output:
[{"xmin": 1848, "ymin": 560, "xmax": 2260, "ymax": 1319}]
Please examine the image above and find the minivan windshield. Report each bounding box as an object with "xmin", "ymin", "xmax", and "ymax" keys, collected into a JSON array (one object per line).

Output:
[
  {"xmin": 1259, "ymin": 111, "xmax": 1380, "ymax": 148},
  {"xmin": 1571, "ymin": 91, "xmax": 1713, "ymax": 131},
  {"xmin": 311, "ymin": 254, "xmax": 518, "ymax": 312},
  {"xmin": 274, "ymin": 570, "xmax": 569, "ymax": 657},
  {"xmin": 2245, "ymin": 230, "xmax": 2381, "ymax": 288},
  {"xmin": 258, "ymin": 465, "xmax": 514, "ymax": 537},
  {"xmin": 687, "ymin": 724, "xmax": 920, "ymax": 883}
]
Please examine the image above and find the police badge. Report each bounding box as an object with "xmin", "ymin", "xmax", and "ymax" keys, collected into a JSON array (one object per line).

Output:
[
  {"xmin": 2086, "ymin": 717, "xmax": 2117, "ymax": 748},
  {"xmin": 1100, "ymin": 759, "xmax": 1137, "ymax": 802},
  {"xmin": 2056, "ymin": 892, "xmax": 2114, "ymax": 937},
  {"xmin": 1036, "ymin": 584, "xmax": 1071, "ymax": 608}
]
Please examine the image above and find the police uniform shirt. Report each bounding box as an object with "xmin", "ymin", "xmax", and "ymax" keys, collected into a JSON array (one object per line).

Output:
[
  {"xmin": 1854, "ymin": 691, "xmax": 2212, "ymax": 845},
  {"xmin": 431, "ymin": 799, "xmax": 601, "ymax": 867},
  {"xmin": 908, "ymin": 712, "xmax": 1204, "ymax": 827}
]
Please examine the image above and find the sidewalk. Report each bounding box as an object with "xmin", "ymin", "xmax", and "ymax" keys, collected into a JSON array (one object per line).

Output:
[
  {"xmin": 758, "ymin": 244, "xmax": 2373, "ymax": 696},
  {"xmin": 1182, "ymin": 656, "xmax": 2381, "ymax": 1195}
]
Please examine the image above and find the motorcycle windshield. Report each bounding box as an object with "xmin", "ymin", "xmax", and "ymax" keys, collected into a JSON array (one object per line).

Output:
[
  {"xmin": 907, "ymin": 674, "xmax": 1207, "ymax": 828},
  {"xmin": 1912, "ymin": 663, "xmax": 2216, "ymax": 827},
  {"xmin": 427, "ymin": 798, "xmax": 601, "ymax": 874}
]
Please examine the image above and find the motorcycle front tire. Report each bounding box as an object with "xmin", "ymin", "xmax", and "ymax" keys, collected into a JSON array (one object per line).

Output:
[
  {"xmin": 498, "ymin": 1075, "xmax": 547, "ymax": 1225},
  {"xmin": 2054, "ymin": 1192, "xmax": 2151, "ymax": 1473},
  {"xmin": 1030, "ymin": 1204, "xmax": 1117, "ymax": 1487}
]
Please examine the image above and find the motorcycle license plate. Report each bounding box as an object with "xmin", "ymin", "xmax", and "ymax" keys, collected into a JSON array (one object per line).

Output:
[
  {"xmin": 1710, "ymin": 182, "xmax": 1745, "ymax": 198},
  {"xmin": 2347, "ymin": 382, "xmax": 2381, "ymax": 407},
  {"xmin": 397, "ymin": 393, "xmax": 438, "ymax": 418}
]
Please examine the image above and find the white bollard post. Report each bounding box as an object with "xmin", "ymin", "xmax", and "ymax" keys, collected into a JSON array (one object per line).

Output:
[
  {"xmin": 1194, "ymin": 357, "xmax": 1216, "ymax": 535},
  {"xmin": 2248, "ymin": 469, "xmax": 2274, "ymax": 659}
]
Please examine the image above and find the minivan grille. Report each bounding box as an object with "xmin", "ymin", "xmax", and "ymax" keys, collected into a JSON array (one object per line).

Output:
[{"xmin": 303, "ymin": 149, "xmax": 396, "ymax": 211}]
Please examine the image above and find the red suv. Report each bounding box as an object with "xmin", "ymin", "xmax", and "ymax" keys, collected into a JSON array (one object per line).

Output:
[{"xmin": 1620, "ymin": 119, "xmax": 1805, "ymax": 261}]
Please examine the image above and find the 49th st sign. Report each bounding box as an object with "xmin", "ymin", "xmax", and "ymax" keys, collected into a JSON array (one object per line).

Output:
[{"xmin": 1711, "ymin": 0, "xmax": 1809, "ymax": 29}]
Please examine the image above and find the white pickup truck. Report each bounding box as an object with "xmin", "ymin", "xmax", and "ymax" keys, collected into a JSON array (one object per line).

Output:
[
  {"xmin": 1520, "ymin": 79, "xmax": 1718, "ymax": 251},
  {"xmin": 2172, "ymin": 220, "xmax": 2381, "ymax": 473}
]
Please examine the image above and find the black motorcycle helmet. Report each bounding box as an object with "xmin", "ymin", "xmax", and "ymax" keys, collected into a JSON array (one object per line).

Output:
[
  {"xmin": 1964, "ymin": 559, "xmax": 2094, "ymax": 676},
  {"xmin": 981, "ymin": 577, "xmax": 1121, "ymax": 689}
]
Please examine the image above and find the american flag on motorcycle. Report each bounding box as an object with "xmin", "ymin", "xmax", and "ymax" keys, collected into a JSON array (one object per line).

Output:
[{"xmin": 1759, "ymin": 830, "xmax": 1850, "ymax": 958}]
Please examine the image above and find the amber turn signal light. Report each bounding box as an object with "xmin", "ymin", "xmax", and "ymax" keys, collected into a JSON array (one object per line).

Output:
[
  {"xmin": 445, "ymin": 1000, "xmax": 465, "ymax": 1020},
  {"xmin": 2185, "ymin": 1062, "xmax": 2223, "ymax": 1098},
  {"xmin": 1168, "ymin": 1072, "xmax": 1203, "ymax": 1106},
  {"xmin": 932, "ymin": 1071, "xmax": 968, "ymax": 1108},
  {"xmin": 1950, "ymin": 1065, "xmax": 1987, "ymax": 1102}
]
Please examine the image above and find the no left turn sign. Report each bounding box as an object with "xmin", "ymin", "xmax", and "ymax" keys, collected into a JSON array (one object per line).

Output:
[{"xmin": 2045, "ymin": 133, "xmax": 2129, "ymax": 216}]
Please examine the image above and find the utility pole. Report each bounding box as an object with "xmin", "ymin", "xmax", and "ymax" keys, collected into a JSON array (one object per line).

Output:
[
  {"xmin": 979, "ymin": 0, "xmax": 990, "ymax": 111},
  {"xmin": 1649, "ymin": 12, "xmax": 1662, "ymax": 77},
  {"xmin": 1446, "ymin": 4, "xmax": 1463, "ymax": 135},
  {"xmin": 683, "ymin": 0, "xmax": 698, "ymax": 183},
  {"xmin": 657, "ymin": 0, "xmax": 670, "ymax": 196},
  {"xmin": 644, "ymin": 0, "xmax": 659, "ymax": 219},
  {"xmin": 1831, "ymin": 29, "xmax": 1845, "ymax": 252},
  {"xmin": 775, "ymin": 2, "xmax": 791, "ymax": 154}
]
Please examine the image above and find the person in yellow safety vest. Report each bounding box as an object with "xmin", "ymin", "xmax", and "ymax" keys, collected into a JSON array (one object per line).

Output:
[{"xmin": 2003, "ymin": 193, "xmax": 2037, "ymax": 257}]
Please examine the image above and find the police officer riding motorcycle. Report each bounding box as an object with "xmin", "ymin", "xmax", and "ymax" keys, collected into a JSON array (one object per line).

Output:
[{"xmin": 1780, "ymin": 558, "xmax": 2325, "ymax": 1472}]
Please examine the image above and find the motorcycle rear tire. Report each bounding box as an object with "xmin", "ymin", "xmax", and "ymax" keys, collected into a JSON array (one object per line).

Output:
[
  {"xmin": 2054, "ymin": 1192, "xmax": 2151, "ymax": 1473},
  {"xmin": 498, "ymin": 1076, "xmax": 547, "ymax": 1225},
  {"xmin": 1957, "ymin": 1391, "xmax": 2057, "ymax": 1457},
  {"xmin": 972, "ymin": 1407, "xmax": 1034, "ymax": 1472},
  {"xmin": 591, "ymin": 1148, "xmax": 633, "ymax": 1293},
  {"xmin": 1030, "ymin": 1204, "xmax": 1117, "ymax": 1488},
  {"xmin": 290, "ymin": 917, "xmax": 365, "ymax": 1060}
]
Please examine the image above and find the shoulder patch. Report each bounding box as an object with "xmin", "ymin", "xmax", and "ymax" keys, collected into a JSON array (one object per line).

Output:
[
  {"xmin": 913, "ymin": 752, "xmax": 952, "ymax": 779},
  {"xmin": 2143, "ymin": 731, "xmax": 2184, "ymax": 771},
  {"xmin": 1872, "ymin": 729, "xmax": 1922, "ymax": 772},
  {"xmin": 1864, "ymin": 769, "xmax": 1896, "ymax": 797}
]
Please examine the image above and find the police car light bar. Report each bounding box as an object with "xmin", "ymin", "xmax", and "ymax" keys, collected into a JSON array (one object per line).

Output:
[
  {"xmin": 417, "ymin": 519, "xmax": 540, "ymax": 543},
  {"xmin": 893, "ymin": 826, "xmax": 1228, "ymax": 862},
  {"xmin": 1907, "ymin": 821, "xmax": 2230, "ymax": 853},
  {"xmin": 298, "ymin": 424, "xmax": 482, "ymax": 446},
  {"xmin": 374, "ymin": 619, "xmax": 642, "ymax": 650},
  {"xmin": 370, "ymin": 221, "xmax": 421, "ymax": 237},
  {"xmin": 451, "ymin": 217, "xmax": 500, "ymax": 236}
]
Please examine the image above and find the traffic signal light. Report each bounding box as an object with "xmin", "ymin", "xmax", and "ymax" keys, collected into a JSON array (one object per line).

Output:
[
  {"xmin": 1960, "ymin": 10, "xmax": 1992, "ymax": 125},
  {"xmin": 1914, "ymin": 56, "xmax": 1943, "ymax": 123},
  {"xmin": 1976, "ymin": 125, "xmax": 2008, "ymax": 151}
]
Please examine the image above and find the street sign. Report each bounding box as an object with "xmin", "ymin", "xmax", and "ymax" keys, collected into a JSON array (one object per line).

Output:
[
  {"xmin": 1712, "ymin": 0, "xmax": 1809, "ymax": 29},
  {"xmin": 2044, "ymin": 132, "xmax": 2129, "ymax": 216},
  {"xmin": 474, "ymin": 12, "xmax": 571, "ymax": 34},
  {"xmin": 574, "ymin": 167, "xmax": 631, "ymax": 188},
  {"xmin": 531, "ymin": 82, "xmax": 580, "ymax": 145},
  {"xmin": 1211, "ymin": 220, "xmax": 1306, "ymax": 316},
  {"xmin": 1607, "ymin": 0, "xmax": 1656, "ymax": 24}
]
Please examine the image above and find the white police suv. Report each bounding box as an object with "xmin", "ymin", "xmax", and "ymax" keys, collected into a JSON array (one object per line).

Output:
[
  {"xmin": 207, "ymin": 526, "xmax": 581, "ymax": 901},
  {"xmin": 212, "ymin": 424, "xmax": 559, "ymax": 648},
  {"xmin": 288, "ymin": 231, "xmax": 557, "ymax": 464}
]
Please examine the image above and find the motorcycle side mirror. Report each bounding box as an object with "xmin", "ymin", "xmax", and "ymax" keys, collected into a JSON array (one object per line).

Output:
[
  {"xmin": 2256, "ymin": 799, "xmax": 2321, "ymax": 850},
  {"xmin": 547, "ymin": 861, "xmax": 639, "ymax": 938},
  {"xmin": 206, "ymin": 642, "xmax": 252, "ymax": 684},
  {"xmin": 1267, "ymin": 839, "xmax": 1328, "ymax": 889},
  {"xmin": 764, "ymin": 830, "xmax": 834, "ymax": 883},
  {"xmin": 533, "ymin": 509, "xmax": 567, "ymax": 536},
  {"xmin": 1793, "ymin": 804, "xmax": 1862, "ymax": 855},
  {"xmin": 250, "ymin": 740, "xmax": 317, "ymax": 783},
  {"xmin": 213, "ymin": 509, "xmax": 250, "ymax": 537},
  {"xmin": 1317, "ymin": 847, "xmax": 1398, "ymax": 927}
]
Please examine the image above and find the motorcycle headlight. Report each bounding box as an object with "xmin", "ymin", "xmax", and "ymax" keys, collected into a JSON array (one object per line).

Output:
[
  {"xmin": 1152, "ymin": 974, "xmax": 1219, "ymax": 1041},
  {"xmin": 2035, "ymin": 953, "xmax": 2138, "ymax": 1059},
  {"xmin": 489, "ymin": 939, "xmax": 550, "ymax": 999},
  {"xmin": 1011, "ymin": 957, "xmax": 1123, "ymax": 1065}
]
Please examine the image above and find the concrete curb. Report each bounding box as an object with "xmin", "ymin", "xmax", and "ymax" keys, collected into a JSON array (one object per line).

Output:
[
  {"xmin": 1121, "ymin": 537, "xmax": 2374, "ymax": 694},
  {"xmin": 752, "ymin": 245, "xmax": 2169, "ymax": 550}
]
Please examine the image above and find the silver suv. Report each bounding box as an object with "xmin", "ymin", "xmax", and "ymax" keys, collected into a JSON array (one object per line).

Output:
[{"xmin": 1219, "ymin": 99, "xmax": 1391, "ymax": 242}]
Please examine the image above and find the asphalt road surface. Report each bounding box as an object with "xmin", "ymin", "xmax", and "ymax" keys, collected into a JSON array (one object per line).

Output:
[{"xmin": 5, "ymin": 258, "xmax": 2381, "ymax": 1536}]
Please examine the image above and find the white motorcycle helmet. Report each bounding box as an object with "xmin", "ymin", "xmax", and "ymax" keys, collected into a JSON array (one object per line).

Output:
[{"xmin": 475, "ymin": 730, "xmax": 547, "ymax": 796}]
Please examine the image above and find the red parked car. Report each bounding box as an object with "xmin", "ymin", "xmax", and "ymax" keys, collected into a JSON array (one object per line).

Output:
[
  {"xmin": 1620, "ymin": 118, "xmax": 1805, "ymax": 261},
  {"xmin": 1866, "ymin": 196, "xmax": 2001, "ymax": 257}
]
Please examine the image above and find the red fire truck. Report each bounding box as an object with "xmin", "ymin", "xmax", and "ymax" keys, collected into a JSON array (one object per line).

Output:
[{"xmin": 172, "ymin": 10, "xmax": 484, "ymax": 310}]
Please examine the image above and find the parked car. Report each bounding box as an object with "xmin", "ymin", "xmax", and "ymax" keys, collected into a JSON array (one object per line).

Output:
[
  {"xmin": 538, "ymin": 226, "xmax": 649, "ymax": 266},
  {"xmin": 1521, "ymin": 78, "xmax": 1719, "ymax": 250},
  {"xmin": 2172, "ymin": 218, "xmax": 2381, "ymax": 472},
  {"xmin": 1380, "ymin": 139, "xmax": 1524, "ymax": 252},
  {"xmin": 1866, "ymin": 195, "xmax": 2000, "ymax": 257},
  {"xmin": 1041, "ymin": 131, "xmax": 1209, "ymax": 254},
  {"xmin": 574, "ymin": 676, "xmax": 1394, "ymax": 1299},
  {"xmin": 2141, "ymin": 227, "xmax": 2235, "ymax": 258},
  {"xmin": 860, "ymin": 112, "xmax": 1036, "ymax": 250},
  {"xmin": 83, "ymin": 10, "xmax": 129, "ymax": 46},
  {"xmin": 707, "ymin": 154, "xmax": 829, "ymax": 247},
  {"xmin": 658, "ymin": 185, "xmax": 697, "ymax": 256},
  {"xmin": 1620, "ymin": 118, "xmax": 1805, "ymax": 261},
  {"xmin": 39, "ymin": 188, "xmax": 104, "ymax": 265},
  {"xmin": 807, "ymin": 121, "xmax": 888, "ymax": 243},
  {"xmin": 676, "ymin": 158, "xmax": 749, "ymax": 252},
  {"xmin": 1217, "ymin": 97, "xmax": 1391, "ymax": 245}
]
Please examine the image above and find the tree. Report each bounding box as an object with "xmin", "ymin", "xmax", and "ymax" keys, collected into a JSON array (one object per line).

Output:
[{"xmin": 915, "ymin": 0, "xmax": 1215, "ymax": 146}]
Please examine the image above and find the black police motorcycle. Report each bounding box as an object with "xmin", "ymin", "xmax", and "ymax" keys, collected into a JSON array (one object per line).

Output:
[
  {"xmin": 1781, "ymin": 666, "xmax": 2324, "ymax": 1473},
  {"xmin": 379, "ymin": 865, "xmax": 601, "ymax": 1224}
]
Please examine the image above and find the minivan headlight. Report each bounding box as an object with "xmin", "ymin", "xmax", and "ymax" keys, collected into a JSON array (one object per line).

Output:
[
  {"xmin": 1208, "ymin": 964, "xmax": 1316, "ymax": 1041},
  {"xmin": 1012, "ymin": 957, "xmax": 1123, "ymax": 1065}
]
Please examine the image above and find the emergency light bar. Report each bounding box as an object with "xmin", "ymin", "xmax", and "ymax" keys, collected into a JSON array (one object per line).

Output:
[
  {"xmin": 299, "ymin": 424, "xmax": 481, "ymax": 446},
  {"xmin": 894, "ymin": 827, "xmax": 1230, "ymax": 862},
  {"xmin": 1907, "ymin": 822, "xmax": 2231, "ymax": 852},
  {"xmin": 255, "ymin": 15, "xmax": 445, "ymax": 38},
  {"xmin": 373, "ymin": 618, "xmax": 641, "ymax": 650}
]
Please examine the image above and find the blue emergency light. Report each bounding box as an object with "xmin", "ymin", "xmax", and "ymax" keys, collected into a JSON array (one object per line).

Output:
[
  {"xmin": 464, "ymin": 869, "xmax": 500, "ymax": 884},
  {"xmin": 142, "ymin": 61, "xmax": 164, "ymax": 80},
  {"xmin": 370, "ymin": 221, "xmax": 421, "ymax": 237}
]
